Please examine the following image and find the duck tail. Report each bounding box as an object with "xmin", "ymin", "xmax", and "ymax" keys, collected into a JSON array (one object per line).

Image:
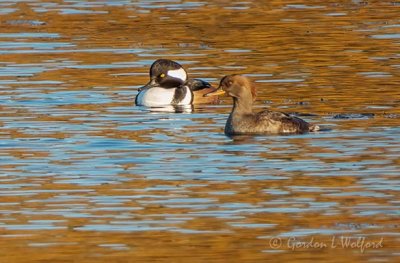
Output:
[{"xmin": 309, "ymin": 124, "xmax": 320, "ymax": 132}]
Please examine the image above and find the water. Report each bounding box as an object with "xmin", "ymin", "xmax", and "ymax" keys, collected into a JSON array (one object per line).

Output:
[{"xmin": 0, "ymin": 1, "xmax": 399, "ymax": 262}]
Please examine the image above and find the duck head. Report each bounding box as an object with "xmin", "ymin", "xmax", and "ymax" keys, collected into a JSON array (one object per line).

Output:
[
  {"xmin": 186, "ymin": 78, "xmax": 212, "ymax": 91},
  {"xmin": 140, "ymin": 59, "xmax": 188, "ymax": 90},
  {"xmin": 204, "ymin": 74, "xmax": 257, "ymax": 100}
]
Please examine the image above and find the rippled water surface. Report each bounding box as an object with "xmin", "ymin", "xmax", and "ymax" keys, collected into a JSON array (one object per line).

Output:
[{"xmin": 0, "ymin": 1, "xmax": 399, "ymax": 262}]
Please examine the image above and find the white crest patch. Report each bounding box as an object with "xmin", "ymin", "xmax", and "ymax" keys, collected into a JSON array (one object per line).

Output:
[{"xmin": 167, "ymin": 68, "xmax": 187, "ymax": 81}]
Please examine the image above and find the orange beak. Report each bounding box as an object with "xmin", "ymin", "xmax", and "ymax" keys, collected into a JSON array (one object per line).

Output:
[{"xmin": 203, "ymin": 86, "xmax": 225, "ymax": 97}]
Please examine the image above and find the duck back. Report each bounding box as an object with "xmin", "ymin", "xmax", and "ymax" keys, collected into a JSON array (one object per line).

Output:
[{"xmin": 225, "ymin": 110, "xmax": 317, "ymax": 135}]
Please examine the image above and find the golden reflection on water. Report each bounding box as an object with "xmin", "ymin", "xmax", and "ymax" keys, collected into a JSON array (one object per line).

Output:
[{"xmin": 0, "ymin": 1, "xmax": 399, "ymax": 262}]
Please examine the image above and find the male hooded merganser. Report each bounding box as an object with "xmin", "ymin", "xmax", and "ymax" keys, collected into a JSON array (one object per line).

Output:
[
  {"xmin": 205, "ymin": 74, "xmax": 320, "ymax": 135},
  {"xmin": 135, "ymin": 59, "xmax": 217, "ymax": 107}
]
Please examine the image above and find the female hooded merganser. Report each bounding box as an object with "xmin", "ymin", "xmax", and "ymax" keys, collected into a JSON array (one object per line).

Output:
[
  {"xmin": 135, "ymin": 59, "xmax": 217, "ymax": 107},
  {"xmin": 205, "ymin": 74, "xmax": 320, "ymax": 135}
]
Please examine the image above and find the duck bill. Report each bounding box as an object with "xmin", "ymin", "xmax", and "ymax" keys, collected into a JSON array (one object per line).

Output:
[
  {"xmin": 203, "ymin": 87, "xmax": 225, "ymax": 97},
  {"xmin": 138, "ymin": 79, "xmax": 157, "ymax": 92}
]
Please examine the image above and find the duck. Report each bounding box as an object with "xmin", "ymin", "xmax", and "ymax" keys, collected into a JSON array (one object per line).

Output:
[
  {"xmin": 205, "ymin": 74, "xmax": 320, "ymax": 135},
  {"xmin": 135, "ymin": 59, "xmax": 217, "ymax": 107}
]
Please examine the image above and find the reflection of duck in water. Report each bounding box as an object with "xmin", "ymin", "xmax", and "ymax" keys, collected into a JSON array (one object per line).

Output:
[
  {"xmin": 135, "ymin": 59, "xmax": 217, "ymax": 107},
  {"xmin": 205, "ymin": 74, "xmax": 320, "ymax": 135}
]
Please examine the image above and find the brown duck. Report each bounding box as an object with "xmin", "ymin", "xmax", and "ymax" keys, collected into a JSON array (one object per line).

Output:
[{"xmin": 205, "ymin": 74, "xmax": 320, "ymax": 135}]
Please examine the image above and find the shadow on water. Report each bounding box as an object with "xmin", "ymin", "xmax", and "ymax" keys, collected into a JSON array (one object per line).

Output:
[
  {"xmin": 0, "ymin": 0, "xmax": 399, "ymax": 262},
  {"xmin": 136, "ymin": 105, "xmax": 194, "ymax": 113}
]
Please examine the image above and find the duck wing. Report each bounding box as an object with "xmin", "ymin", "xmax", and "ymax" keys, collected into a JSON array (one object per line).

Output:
[{"xmin": 256, "ymin": 110, "xmax": 313, "ymax": 133}]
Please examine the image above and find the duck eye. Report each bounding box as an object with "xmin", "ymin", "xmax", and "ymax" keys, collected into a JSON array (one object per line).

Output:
[
  {"xmin": 160, "ymin": 73, "xmax": 165, "ymax": 78},
  {"xmin": 228, "ymin": 81, "xmax": 233, "ymax": 85}
]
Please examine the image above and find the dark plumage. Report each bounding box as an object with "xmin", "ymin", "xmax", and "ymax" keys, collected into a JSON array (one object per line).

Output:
[{"xmin": 205, "ymin": 74, "xmax": 320, "ymax": 135}]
